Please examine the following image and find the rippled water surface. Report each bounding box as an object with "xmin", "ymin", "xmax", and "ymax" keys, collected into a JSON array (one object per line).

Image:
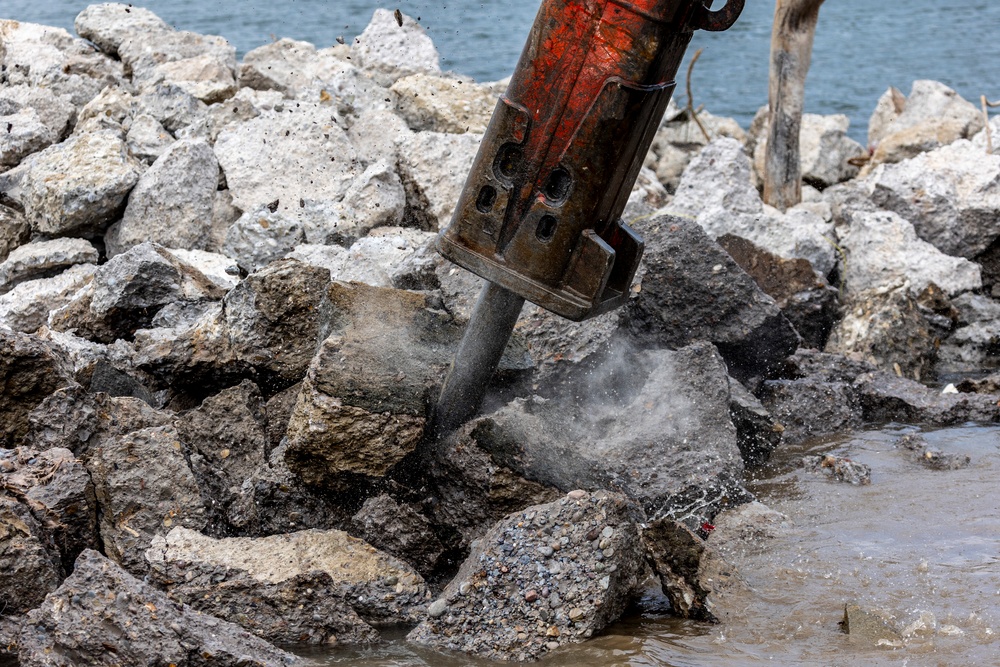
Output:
[
  {"xmin": 5, "ymin": 1, "xmax": 1000, "ymax": 140},
  {"xmin": 294, "ymin": 424, "xmax": 1000, "ymax": 666}
]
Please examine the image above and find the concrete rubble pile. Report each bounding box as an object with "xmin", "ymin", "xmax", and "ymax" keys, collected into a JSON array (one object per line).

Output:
[{"xmin": 1, "ymin": 3, "xmax": 999, "ymax": 663}]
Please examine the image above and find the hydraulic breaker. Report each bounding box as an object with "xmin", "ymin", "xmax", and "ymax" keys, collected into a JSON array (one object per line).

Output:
[{"xmin": 433, "ymin": 0, "xmax": 744, "ymax": 434}]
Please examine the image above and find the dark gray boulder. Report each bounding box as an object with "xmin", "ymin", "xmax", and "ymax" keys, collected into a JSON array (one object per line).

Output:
[
  {"xmin": 23, "ymin": 384, "xmax": 171, "ymax": 460},
  {"xmin": 0, "ymin": 329, "xmax": 73, "ymax": 447},
  {"xmin": 407, "ymin": 490, "xmax": 645, "ymax": 662},
  {"xmin": 728, "ymin": 378, "xmax": 783, "ymax": 468},
  {"xmin": 428, "ymin": 342, "xmax": 750, "ymax": 541},
  {"xmin": 0, "ymin": 446, "xmax": 98, "ymax": 573},
  {"xmin": 760, "ymin": 348, "xmax": 1000, "ymax": 441},
  {"xmin": 758, "ymin": 378, "xmax": 863, "ymax": 445},
  {"xmin": 717, "ymin": 233, "xmax": 840, "ymax": 351},
  {"xmin": 350, "ymin": 494, "xmax": 446, "ymax": 576},
  {"xmin": 224, "ymin": 439, "xmax": 356, "ymax": 537},
  {"xmin": 0, "ymin": 495, "xmax": 63, "ymax": 615},
  {"xmin": 175, "ymin": 380, "xmax": 271, "ymax": 535},
  {"xmin": 87, "ymin": 425, "xmax": 208, "ymax": 575},
  {"xmin": 17, "ymin": 550, "xmax": 303, "ymax": 667},
  {"xmin": 853, "ymin": 372, "xmax": 1000, "ymax": 425},
  {"xmin": 621, "ymin": 215, "xmax": 800, "ymax": 382}
]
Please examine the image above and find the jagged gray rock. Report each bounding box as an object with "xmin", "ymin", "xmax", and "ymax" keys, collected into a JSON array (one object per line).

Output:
[
  {"xmin": 1, "ymin": 446, "xmax": 98, "ymax": 573},
  {"xmin": 758, "ymin": 378, "xmax": 863, "ymax": 445},
  {"xmin": 0, "ymin": 238, "xmax": 98, "ymax": 294},
  {"xmin": 390, "ymin": 73, "xmax": 497, "ymax": 133},
  {"xmin": 716, "ymin": 234, "xmax": 840, "ymax": 351},
  {"xmin": 751, "ymin": 112, "xmax": 865, "ymax": 187},
  {"xmin": 428, "ymin": 343, "xmax": 749, "ymax": 543},
  {"xmin": 17, "ymin": 549, "xmax": 304, "ymax": 667},
  {"xmin": 213, "ymin": 102, "xmax": 358, "ymax": 220},
  {"xmin": 14, "ymin": 130, "xmax": 143, "ymax": 237},
  {"xmin": 0, "ymin": 85, "xmax": 75, "ymax": 168},
  {"xmin": 836, "ymin": 209, "xmax": 981, "ymax": 296},
  {"xmin": 50, "ymin": 242, "xmax": 226, "ymax": 343},
  {"xmin": 135, "ymin": 83, "xmax": 210, "ymax": 135},
  {"xmin": 174, "ymin": 380, "xmax": 271, "ymax": 535},
  {"xmin": 88, "ymin": 425, "xmax": 209, "ymax": 575},
  {"xmin": 238, "ymin": 38, "xmax": 352, "ymax": 99},
  {"xmin": 937, "ymin": 293, "xmax": 1000, "ymax": 375},
  {"xmin": 126, "ymin": 112, "xmax": 175, "ymax": 163},
  {"xmin": 146, "ymin": 526, "xmax": 429, "ymax": 626},
  {"xmin": 0, "ymin": 264, "xmax": 97, "ymax": 332},
  {"xmin": 395, "ymin": 129, "xmax": 481, "ymax": 230},
  {"xmin": 74, "ymin": 3, "xmax": 171, "ymax": 56},
  {"xmin": 22, "ymin": 383, "xmax": 171, "ymax": 458},
  {"xmin": 622, "ymin": 215, "xmax": 800, "ymax": 382},
  {"xmin": 222, "ymin": 204, "xmax": 306, "ymax": 273},
  {"xmin": 133, "ymin": 259, "xmax": 332, "ymax": 393},
  {"xmin": 112, "ymin": 139, "xmax": 220, "ymax": 254},
  {"xmin": 0, "ymin": 495, "xmax": 64, "ymax": 614},
  {"xmin": 157, "ymin": 568, "xmax": 380, "ymax": 646},
  {"xmin": 642, "ymin": 517, "xmax": 748, "ymax": 622},
  {"xmin": 408, "ymin": 490, "xmax": 645, "ymax": 662},
  {"xmin": 868, "ymin": 80, "xmax": 984, "ymax": 165},
  {"xmin": 865, "ymin": 139, "xmax": 1000, "ymax": 258},
  {"xmin": 665, "ymin": 137, "xmax": 837, "ymax": 277},
  {"xmin": 353, "ymin": 9, "xmax": 441, "ymax": 86},
  {"xmin": 0, "ymin": 19, "xmax": 125, "ymax": 107},
  {"xmin": 0, "ymin": 204, "xmax": 31, "ymax": 264},
  {"xmin": 826, "ymin": 283, "xmax": 937, "ymax": 381},
  {"xmin": 351, "ymin": 494, "xmax": 445, "ymax": 575},
  {"xmin": 299, "ymin": 160, "xmax": 406, "ymax": 245},
  {"xmin": 114, "ymin": 14, "xmax": 237, "ymax": 102},
  {"xmin": 289, "ymin": 228, "xmax": 436, "ymax": 288},
  {"xmin": 0, "ymin": 330, "xmax": 73, "ymax": 447}
]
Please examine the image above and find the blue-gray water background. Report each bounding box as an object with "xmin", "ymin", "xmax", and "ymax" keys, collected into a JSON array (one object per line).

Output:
[{"xmin": 6, "ymin": 1, "xmax": 999, "ymax": 143}]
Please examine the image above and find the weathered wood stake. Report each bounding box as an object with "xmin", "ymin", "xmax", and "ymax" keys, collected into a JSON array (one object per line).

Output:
[{"xmin": 763, "ymin": 0, "xmax": 825, "ymax": 211}]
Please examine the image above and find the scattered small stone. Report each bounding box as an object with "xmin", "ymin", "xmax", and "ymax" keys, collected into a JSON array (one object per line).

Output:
[
  {"xmin": 895, "ymin": 433, "xmax": 971, "ymax": 470},
  {"xmin": 801, "ymin": 455, "xmax": 872, "ymax": 485},
  {"xmin": 524, "ymin": 589, "xmax": 538, "ymax": 603},
  {"xmin": 842, "ymin": 602, "xmax": 903, "ymax": 646}
]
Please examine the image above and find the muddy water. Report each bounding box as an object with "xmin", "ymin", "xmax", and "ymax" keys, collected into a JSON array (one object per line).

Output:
[{"xmin": 300, "ymin": 424, "xmax": 1000, "ymax": 666}]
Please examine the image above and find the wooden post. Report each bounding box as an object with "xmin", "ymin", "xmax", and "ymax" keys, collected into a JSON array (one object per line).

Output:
[{"xmin": 763, "ymin": 0, "xmax": 825, "ymax": 211}]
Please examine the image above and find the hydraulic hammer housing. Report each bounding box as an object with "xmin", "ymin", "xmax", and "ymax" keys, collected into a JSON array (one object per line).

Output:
[{"xmin": 438, "ymin": 0, "xmax": 745, "ymax": 321}]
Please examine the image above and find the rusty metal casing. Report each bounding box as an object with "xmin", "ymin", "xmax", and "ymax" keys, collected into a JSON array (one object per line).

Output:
[{"xmin": 438, "ymin": 0, "xmax": 744, "ymax": 321}]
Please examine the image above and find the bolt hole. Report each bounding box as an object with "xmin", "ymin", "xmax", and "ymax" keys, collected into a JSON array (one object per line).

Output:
[
  {"xmin": 536, "ymin": 215, "xmax": 557, "ymax": 243},
  {"xmin": 543, "ymin": 167, "xmax": 572, "ymax": 203},
  {"xmin": 475, "ymin": 185, "xmax": 497, "ymax": 213},
  {"xmin": 493, "ymin": 143, "xmax": 522, "ymax": 183}
]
